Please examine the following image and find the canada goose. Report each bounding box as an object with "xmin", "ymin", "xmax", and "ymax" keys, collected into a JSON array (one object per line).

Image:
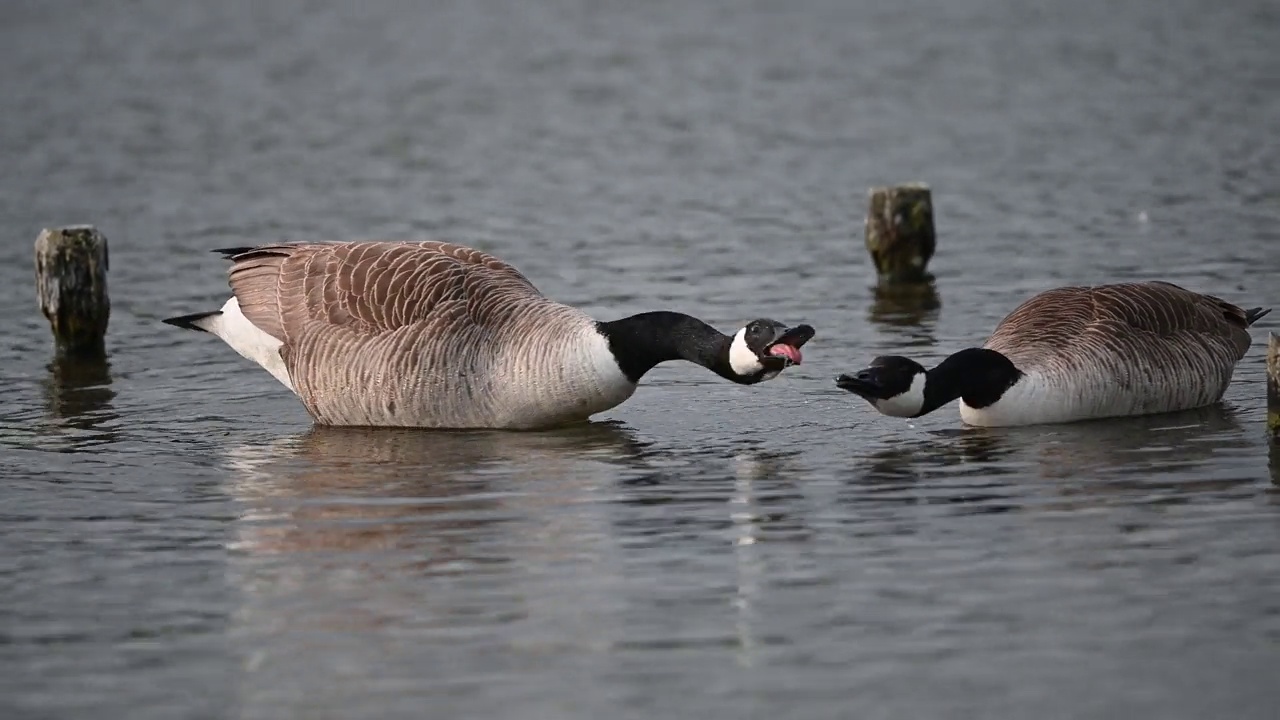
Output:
[
  {"xmin": 835, "ymin": 281, "xmax": 1270, "ymax": 427},
  {"xmin": 164, "ymin": 241, "xmax": 815, "ymax": 430}
]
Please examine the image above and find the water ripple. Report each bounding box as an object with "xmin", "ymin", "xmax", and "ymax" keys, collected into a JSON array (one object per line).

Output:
[{"xmin": 2, "ymin": 0, "xmax": 1279, "ymax": 718}]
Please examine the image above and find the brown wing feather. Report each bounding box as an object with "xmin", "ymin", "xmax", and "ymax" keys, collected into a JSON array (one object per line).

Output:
[
  {"xmin": 985, "ymin": 281, "xmax": 1255, "ymax": 373},
  {"xmin": 225, "ymin": 241, "xmax": 543, "ymax": 342},
  {"xmin": 220, "ymin": 240, "xmax": 580, "ymax": 426}
]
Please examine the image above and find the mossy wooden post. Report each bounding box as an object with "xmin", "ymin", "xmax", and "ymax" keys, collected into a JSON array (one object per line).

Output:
[
  {"xmin": 863, "ymin": 183, "xmax": 940, "ymax": 326},
  {"xmin": 34, "ymin": 226, "xmax": 110, "ymax": 358},
  {"xmin": 1268, "ymin": 333, "xmax": 1279, "ymax": 438},
  {"xmin": 865, "ymin": 182, "xmax": 936, "ymax": 285}
]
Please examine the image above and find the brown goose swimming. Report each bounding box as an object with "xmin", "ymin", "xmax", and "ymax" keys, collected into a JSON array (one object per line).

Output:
[
  {"xmin": 164, "ymin": 241, "xmax": 815, "ymax": 430},
  {"xmin": 835, "ymin": 281, "xmax": 1270, "ymax": 426}
]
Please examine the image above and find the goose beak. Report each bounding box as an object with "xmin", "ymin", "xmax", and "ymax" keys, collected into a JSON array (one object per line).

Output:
[
  {"xmin": 763, "ymin": 324, "xmax": 815, "ymax": 367},
  {"xmin": 835, "ymin": 368, "xmax": 886, "ymax": 399}
]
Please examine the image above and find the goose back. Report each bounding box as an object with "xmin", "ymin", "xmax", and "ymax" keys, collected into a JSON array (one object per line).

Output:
[
  {"xmin": 225, "ymin": 241, "xmax": 635, "ymax": 429},
  {"xmin": 964, "ymin": 281, "xmax": 1259, "ymax": 425}
]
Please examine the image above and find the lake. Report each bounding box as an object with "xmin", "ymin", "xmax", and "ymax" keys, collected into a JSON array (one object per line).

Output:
[{"xmin": 1, "ymin": 0, "xmax": 1278, "ymax": 718}]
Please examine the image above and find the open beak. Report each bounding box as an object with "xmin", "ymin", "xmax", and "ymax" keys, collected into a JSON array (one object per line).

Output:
[{"xmin": 763, "ymin": 324, "xmax": 815, "ymax": 367}]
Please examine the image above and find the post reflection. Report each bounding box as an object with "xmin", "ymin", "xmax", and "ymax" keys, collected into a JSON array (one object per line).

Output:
[
  {"xmin": 866, "ymin": 282, "xmax": 941, "ymax": 348},
  {"xmin": 1271, "ymin": 439, "xmax": 1280, "ymax": 489},
  {"xmin": 41, "ymin": 354, "xmax": 118, "ymax": 445}
]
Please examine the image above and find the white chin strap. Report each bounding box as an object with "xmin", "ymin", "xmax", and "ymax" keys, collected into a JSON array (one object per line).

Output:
[{"xmin": 728, "ymin": 327, "xmax": 764, "ymax": 376}]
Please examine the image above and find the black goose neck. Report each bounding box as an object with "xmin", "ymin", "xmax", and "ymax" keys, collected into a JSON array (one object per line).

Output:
[
  {"xmin": 596, "ymin": 312, "xmax": 731, "ymax": 383},
  {"xmin": 922, "ymin": 348, "xmax": 1023, "ymax": 415}
]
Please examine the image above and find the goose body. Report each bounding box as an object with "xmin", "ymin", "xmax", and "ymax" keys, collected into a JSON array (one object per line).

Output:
[
  {"xmin": 165, "ymin": 241, "xmax": 814, "ymax": 430},
  {"xmin": 837, "ymin": 281, "xmax": 1270, "ymax": 427}
]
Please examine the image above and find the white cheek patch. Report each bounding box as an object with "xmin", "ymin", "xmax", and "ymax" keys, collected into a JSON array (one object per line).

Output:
[
  {"xmin": 873, "ymin": 372, "xmax": 926, "ymax": 418},
  {"xmin": 728, "ymin": 327, "xmax": 764, "ymax": 376}
]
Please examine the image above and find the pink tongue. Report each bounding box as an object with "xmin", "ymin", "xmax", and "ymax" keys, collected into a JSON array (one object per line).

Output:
[{"xmin": 768, "ymin": 344, "xmax": 802, "ymax": 364}]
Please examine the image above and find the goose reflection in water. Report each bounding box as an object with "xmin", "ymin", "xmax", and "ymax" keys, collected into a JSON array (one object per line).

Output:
[
  {"xmin": 223, "ymin": 420, "xmax": 651, "ymax": 559},
  {"xmin": 844, "ymin": 404, "xmax": 1257, "ymax": 515},
  {"xmin": 221, "ymin": 421, "xmax": 656, "ymax": 710}
]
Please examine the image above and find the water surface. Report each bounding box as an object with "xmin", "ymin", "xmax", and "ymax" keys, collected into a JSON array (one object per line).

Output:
[{"xmin": 1, "ymin": 1, "xmax": 1278, "ymax": 718}]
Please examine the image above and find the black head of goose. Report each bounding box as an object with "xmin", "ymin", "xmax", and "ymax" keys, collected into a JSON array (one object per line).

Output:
[{"xmin": 597, "ymin": 313, "xmax": 814, "ymax": 386}]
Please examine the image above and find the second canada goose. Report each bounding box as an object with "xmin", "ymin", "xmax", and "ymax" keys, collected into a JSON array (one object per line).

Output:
[
  {"xmin": 835, "ymin": 281, "xmax": 1270, "ymax": 427},
  {"xmin": 164, "ymin": 241, "xmax": 815, "ymax": 430}
]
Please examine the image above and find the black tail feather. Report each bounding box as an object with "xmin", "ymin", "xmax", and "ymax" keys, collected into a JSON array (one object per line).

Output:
[
  {"xmin": 163, "ymin": 311, "xmax": 221, "ymax": 332},
  {"xmin": 1245, "ymin": 307, "xmax": 1272, "ymax": 326},
  {"xmin": 211, "ymin": 246, "xmax": 257, "ymax": 260},
  {"xmin": 212, "ymin": 245, "xmax": 300, "ymax": 262}
]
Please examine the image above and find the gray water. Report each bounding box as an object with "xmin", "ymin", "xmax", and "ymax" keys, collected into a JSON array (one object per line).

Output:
[{"xmin": 2, "ymin": 0, "xmax": 1279, "ymax": 718}]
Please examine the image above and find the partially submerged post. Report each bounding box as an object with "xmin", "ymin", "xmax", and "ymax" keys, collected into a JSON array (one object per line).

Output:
[
  {"xmin": 1268, "ymin": 333, "xmax": 1279, "ymax": 438},
  {"xmin": 864, "ymin": 182, "xmax": 936, "ymax": 285},
  {"xmin": 34, "ymin": 226, "xmax": 110, "ymax": 358},
  {"xmin": 863, "ymin": 183, "xmax": 940, "ymax": 326}
]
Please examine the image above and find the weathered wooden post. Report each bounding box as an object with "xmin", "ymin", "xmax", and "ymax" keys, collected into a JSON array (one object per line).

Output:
[
  {"xmin": 34, "ymin": 226, "xmax": 110, "ymax": 358},
  {"xmin": 864, "ymin": 183, "xmax": 940, "ymax": 325},
  {"xmin": 1268, "ymin": 333, "xmax": 1279, "ymax": 438},
  {"xmin": 865, "ymin": 182, "xmax": 936, "ymax": 285}
]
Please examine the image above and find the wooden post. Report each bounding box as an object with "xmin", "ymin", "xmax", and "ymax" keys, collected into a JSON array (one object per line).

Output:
[
  {"xmin": 1268, "ymin": 332, "xmax": 1279, "ymax": 438},
  {"xmin": 34, "ymin": 226, "xmax": 110, "ymax": 358},
  {"xmin": 864, "ymin": 182, "xmax": 936, "ymax": 285}
]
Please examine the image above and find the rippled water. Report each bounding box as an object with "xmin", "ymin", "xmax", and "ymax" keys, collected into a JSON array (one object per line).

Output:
[{"xmin": 2, "ymin": 0, "xmax": 1279, "ymax": 718}]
